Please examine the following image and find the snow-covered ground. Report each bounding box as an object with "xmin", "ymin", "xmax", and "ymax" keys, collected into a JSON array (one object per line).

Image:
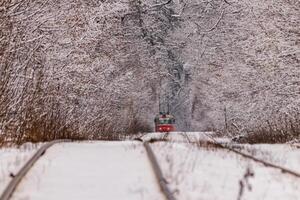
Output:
[
  {"xmin": 1, "ymin": 132, "xmax": 300, "ymax": 200},
  {"xmin": 0, "ymin": 143, "xmax": 41, "ymax": 194},
  {"xmin": 151, "ymin": 141, "xmax": 300, "ymax": 200},
  {"xmin": 10, "ymin": 141, "xmax": 164, "ymax": 200}
]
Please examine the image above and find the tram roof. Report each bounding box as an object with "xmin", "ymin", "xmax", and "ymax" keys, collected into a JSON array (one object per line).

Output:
[{"xmin": 155, "ymin": 114, "xmax": 175, "ymax": 119}]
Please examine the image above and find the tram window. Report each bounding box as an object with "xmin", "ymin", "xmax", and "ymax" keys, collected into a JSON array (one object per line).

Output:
[
  {"xmin": 159, "ymin": 119, "xmax": 167, "ymax": 124},
  {"xmin": 158, "ymin": 119, "xmax": 175, "ymax": 124}
]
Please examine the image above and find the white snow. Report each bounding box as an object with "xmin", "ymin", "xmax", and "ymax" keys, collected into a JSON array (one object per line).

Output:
[
  {"xmin": 142, "ymin": 132, "xmax": 214, "ymax": 143},
  {"xmin": 231, "ymin": 144, "xmax": 300, "ymax": 173},
  {"xmin": 0, "ymin": 143, "xmax": 41, "ymax": 194},
  {"xmin": 10, "ymin": 141, "xmax": 164, "ymax": 200},
  {"xmin": 151, "ymin": 141, "xmax": 300, "ymax": 200},
  {"xmin": 1, "ymin": 133, "xmax": 300, "ymax": 199},
  {"xmin": 142, "ymin": 131, "xmax": 229, "ymax": 144}
]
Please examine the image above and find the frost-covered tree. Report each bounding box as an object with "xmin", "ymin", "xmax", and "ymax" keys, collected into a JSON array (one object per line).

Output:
[{"xmin": 0, "ymin": 0, "xmax": 299, "ymax": 140}]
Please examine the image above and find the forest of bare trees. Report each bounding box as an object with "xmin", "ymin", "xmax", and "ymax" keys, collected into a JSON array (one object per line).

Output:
[{"xmin": 0, "ymin": 0, "xmax": 299, "ymax": 143}]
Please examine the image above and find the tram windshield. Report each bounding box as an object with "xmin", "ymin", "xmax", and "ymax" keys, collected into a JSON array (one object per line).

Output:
[{"xmin": 158, "ymin": 118, "xmax": 175, "ymax": 124}]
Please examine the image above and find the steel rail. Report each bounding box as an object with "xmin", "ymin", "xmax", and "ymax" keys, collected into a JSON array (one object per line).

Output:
[
  {"xmin": 221, "ymin": 144, "xmax": 300, "ymax": 177},
  {"xmin": 199, "ymin": 132, "xmax": 300, "ymax": 178},
  {"xmin": 143, "ymin": 141, "xmax": 176, "ymax": 200},
  {"xmin": 0, "ymin": 140, "xmax": 71, "ymax": 200}
]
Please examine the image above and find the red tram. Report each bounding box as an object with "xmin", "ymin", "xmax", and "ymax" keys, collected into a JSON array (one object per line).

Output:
[{"xmin": 154, "ymin": 113, "xmax": 175, "ymax": 132}]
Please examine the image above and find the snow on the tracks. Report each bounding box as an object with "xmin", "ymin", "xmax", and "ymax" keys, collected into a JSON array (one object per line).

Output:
[
  {"xmin": 10, "ymin": 141, "xmax": 164, "ymax": 200},
  {"xmin": 0, "ymin": 143, "xmax": 41, "ymax": 194},
  {"xmin": 142, "ymin": 132, "xmax": 215, "ymax": 143},
  {"xmin": 151, "ymin": 142, "xmax": 300, "ymax": 200}
]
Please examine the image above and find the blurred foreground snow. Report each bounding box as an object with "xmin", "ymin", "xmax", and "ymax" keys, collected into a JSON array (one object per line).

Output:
[
  {"xmin": 10, "ymin": 141, "xmax": 163, "ymax": 200},
  {"xmin": 1, "ymin": 133, "xmax": 300, "ymax": 200}
]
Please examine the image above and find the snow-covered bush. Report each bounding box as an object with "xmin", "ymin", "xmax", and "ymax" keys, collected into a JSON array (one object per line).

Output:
[{"xmin": 236, "ymin": 113, "xmax": 300, "ymax": 144}]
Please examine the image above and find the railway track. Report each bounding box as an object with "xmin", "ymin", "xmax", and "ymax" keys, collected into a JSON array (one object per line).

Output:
[
  {"xmin": 182, "ymin": 133, "xmax": 300, "ymax": 179},
  {"xmin": 143, "ymin": 141, "xmax": 176, "ymax": 200},
  {"xmin": 1, "ymin": 140, "xmax": 175, "ymax": 200},
  {"xmin": 0, "ymin": 140, "xmax": 70, "ymax": 200},
  {"xmin": 7, "ymin": 133, "xmax": 296, "ymax": 200}
]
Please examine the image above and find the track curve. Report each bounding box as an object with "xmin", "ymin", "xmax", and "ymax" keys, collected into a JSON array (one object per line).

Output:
[{"xmin": 0, "ymin": 140, "xmax": 70, "ymax": 200}]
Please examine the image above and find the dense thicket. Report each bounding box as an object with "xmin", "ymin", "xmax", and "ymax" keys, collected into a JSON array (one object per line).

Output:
[{"xmin": 0, "ymin": 0, "xmax": 299, "ymax": 141}]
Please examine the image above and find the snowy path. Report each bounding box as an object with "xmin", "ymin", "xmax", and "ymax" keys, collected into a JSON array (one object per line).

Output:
[{"xmin": 10, "ymin": 141, "xmax": 164, "ymax": 200}]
